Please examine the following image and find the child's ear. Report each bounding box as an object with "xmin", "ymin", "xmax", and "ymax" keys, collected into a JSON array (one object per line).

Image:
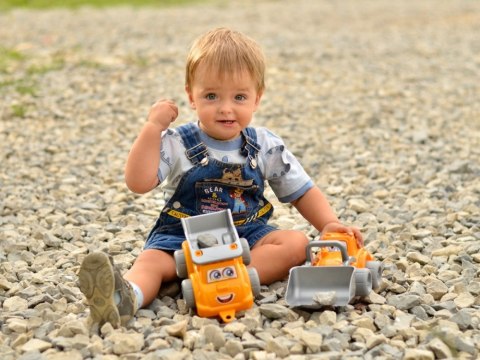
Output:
[
  {"xmin": 185, "ymin": 85, "xmax": 196, "ymax": 109},
  {"xmin": 253, "ymin": 91, "xmax": 263, "ymax": 111}
]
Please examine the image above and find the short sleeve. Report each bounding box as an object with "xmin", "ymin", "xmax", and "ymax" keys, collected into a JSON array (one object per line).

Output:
[
  {"xmin": 158, "ymin": 129, "xmax": 181, "ymax": 183},
  {"xmin": 257, "ymin": 128, "xmax": 313, "ymax": 203}
]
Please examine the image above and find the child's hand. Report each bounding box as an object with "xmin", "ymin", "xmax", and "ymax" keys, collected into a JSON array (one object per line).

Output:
[
  {"xmin": 147, "ymin": 99, "xmax": 178, "ymax": 131},
  {"xmin": 322, "ymin": 222, "xmax": 364, "ymax": 248}
]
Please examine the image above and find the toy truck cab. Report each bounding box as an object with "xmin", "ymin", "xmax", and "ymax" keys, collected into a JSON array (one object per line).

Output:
[{"xmin": 174, "ymin": 210, "xmax": 260, "ymax": 323}]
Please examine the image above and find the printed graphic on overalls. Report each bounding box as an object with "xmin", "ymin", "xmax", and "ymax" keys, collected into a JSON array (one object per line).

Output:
[
  {"xmin": 196, "ymin": 166, "xmax": 256, "ymax": 215},
  {"xmin": 230, "ymin": 188, "xmax": 247, "ymax": 214}
]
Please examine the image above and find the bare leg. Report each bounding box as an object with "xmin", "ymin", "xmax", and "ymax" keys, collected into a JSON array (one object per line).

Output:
[
  {"xmin": 124, "ymin": 249, "xmax": 178, "ymax": 307},
  {"xmin": 250, "ymin": 230, "xmax": 309, "ymax": 284}
]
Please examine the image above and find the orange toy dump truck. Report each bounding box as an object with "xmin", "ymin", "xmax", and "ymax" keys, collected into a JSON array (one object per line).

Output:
[
  {"xmin": 174, "ymin": 210, "xmax": 260, "ymax": 322},
  {"xmin": 285, "ymin": 232, "xmax": 383, "ymax": 307}
]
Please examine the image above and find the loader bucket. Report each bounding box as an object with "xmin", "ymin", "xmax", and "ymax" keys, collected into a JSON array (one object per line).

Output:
[{"xmin": 285, "ymin": 265, "xmax": 356, "ymax": 308}]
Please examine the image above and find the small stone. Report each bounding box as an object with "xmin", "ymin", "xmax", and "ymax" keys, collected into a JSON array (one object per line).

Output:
[
  {"xmin": 450, "ymin": 309, "xmax": 474, "ymax": 330},
  {"xmin": 265, "ymin": 338, "xmax": 290, "ymax": 358},
  {"xmin": 201, "ymin": 324, "xmax": 225, "ymax": 350},
  {"xmin": 107, "ymin": 332, "xmax": 145, "ymax": 355},
  {"xmin": 300, "ymin": 330, "xmax": 323, "ymax": 353},
  {"xmin": 366, "ymin": 334, "xmax": 387, "ymax": 349},
  {"xmin": 386, "ymin": 294, "xmax": 422, "ymax": 310},
  {"xmin": 7, "ymin": 318, "xmax": 29, "ymax": 333},
  {"xmin": 0, "ymin": 276, "xmax": 13, "ymax": 290},
  {"xmin": 351, "ymin": 317, "xmax": 376, "ymax": 331},
  {"xmin": 432, "ymin": 245, "xmax": 463, "ymax": 257},
  {"xmin": 259, "ymin": 303, "xmax": 297, "ymax": 320},
  {"xmin": 43, "ymin": 232, "xmax": 62, "ymax": 248},
  {"xmin": 321, "ymin": 337, "xmax": 343, "ymax": 352},
  {"xmin": 428, "ymin": 337, "xmax": 453, "ymax": 359},
  {"xmin": 403, "ymin": 348, "xmax": 434, "ymax": 360},
  {"xmin": 224, "ymin": 321, "xmax": 248, "ymax": 337},
  {"xmin": 45, "ymin": 350, "xmax": 83, "ymax": 360},
  {"xmin": 196, "ymin": 233, "xmax": 218, "ymax": 248},
  {"xmin": 3, "ymin": 296, "xmax": 28, "ymax": 312},
  {"xmin": 364, "ymin": 291, "xmax": 386, "ymax": 304},
  {"xmin": 406, "ymin": 251, "xmax": 431, "ymax": 265},
  {"xmin": 453, "ymin": 293, "xmax": 475, "ymax": 309},
  {"xmin": 318, "ymin": 310, "xmax": 337, "ymax": 326},
  {"xmin": 100, "ymin": 322, "xmax": 115, "ymax": 337},
  {"xmin": 165, "ymin": 319, "xmax": 188, "ymax": 338},
  {"xmin": 348, "ymin": 198, "xmax": 369, "ymax": 213},
  {"xmin": 312, "ymin": 291, "xmax": 336, "ymax": 306},
  {"xmin": 412, "ymin": 230, "xmax": 432, "ymax": 239},
  {"xmin": 393, "ymin": 311, "xmax": 415, "ymax": 330},
  {"xmin": 57, "ymin": 320, "xmax": 88, "ymax": 337},
  {"xmin": 21, "ymin": 338, "xmax": 52, "ymax": 353},
  {"xmin": 190, "ymin": 315, "xmax": 218, "ymax": 329},
  {"xmin": 424, "ymin": 278, "xmax": 448, "ymax": 300},
  {"xmin": 352, "ymin": 327, "xmax": 375, "ymax": 343},
  {"xmin": 224, "ymin": 339, "xmax": 243, "ymax": 357},
  {"xmin": 374, "ymin": 312, "xmax": 391, "ymax": 329}
]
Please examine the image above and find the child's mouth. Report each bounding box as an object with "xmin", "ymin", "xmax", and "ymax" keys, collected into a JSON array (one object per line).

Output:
[{"xmin": 218, "ymin": 120, "xmax": 235, "ymax": 125}]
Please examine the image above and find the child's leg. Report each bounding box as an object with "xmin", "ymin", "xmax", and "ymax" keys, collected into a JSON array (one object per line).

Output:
[
  {"xmin": 250, "ymin": 230, "xmax": 309, "ymax": 284},
  {"xmin": 124, "ymin": 249, "xmax": 177, "ymax": 307}
]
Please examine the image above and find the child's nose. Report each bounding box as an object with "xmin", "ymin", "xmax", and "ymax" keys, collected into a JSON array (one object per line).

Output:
[{"xmin": 219, "ymin": 100, "xmax": 233, "ymax": 114}]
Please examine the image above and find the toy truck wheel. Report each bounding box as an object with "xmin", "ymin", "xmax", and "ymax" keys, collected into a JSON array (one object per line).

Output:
[
  {"xmin": 354, "ymin": 268, "xmax": 373, "ymax": 297},
  {"xmin": 366, "ymin": 261, "xmax": 383, "ymax": 290},
  {"xmin": 181, "ymin": 279, "xmax": 195, "ymax": 309},
  {"xmin": 174, "ymin": 250, "xmax": 188, "ymax": 278},
  {"xmin": 248, "ymin": 267, "xmax": 261, "ymax": 297},
  {"xmin": 240, "ymin": 238, "xmax": 251, "ymax": 265}
]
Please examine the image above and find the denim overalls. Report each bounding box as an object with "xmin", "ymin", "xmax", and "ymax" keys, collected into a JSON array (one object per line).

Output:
[{"xmin": 144, "ymin": 123, "xmax": 276, "ymax": 251}]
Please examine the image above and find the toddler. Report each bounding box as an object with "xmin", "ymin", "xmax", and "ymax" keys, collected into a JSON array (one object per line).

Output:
[{"xmin": 78, "ymin": 27, "xmax": 362, "ymax": 328}]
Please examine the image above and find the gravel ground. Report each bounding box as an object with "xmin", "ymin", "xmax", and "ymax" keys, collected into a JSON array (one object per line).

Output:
[{"xmin": 1, "ymin": 0, "xmax": 480, "ymax": 359}]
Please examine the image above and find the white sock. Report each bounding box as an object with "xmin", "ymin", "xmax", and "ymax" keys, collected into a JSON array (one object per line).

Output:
[
  {"xmin": 113, "ymin": 281, "xmax": 144, "ymax": 311},
  {"xmin": 129, "ymin": 281, "xmax": 144, "ymax": 310}
]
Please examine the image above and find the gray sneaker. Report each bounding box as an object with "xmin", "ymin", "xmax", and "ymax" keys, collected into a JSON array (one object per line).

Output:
[{"xmin": 78, "ymin": 252, "xmax": 136, "ymax": 328}]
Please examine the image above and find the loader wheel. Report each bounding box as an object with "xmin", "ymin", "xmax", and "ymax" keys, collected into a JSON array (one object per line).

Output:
[
  {"xmin": 248, "ymin": 267, "xmax": 261, "ymax": 297},
  {"xmin": 181, "ymin": 279, "xmax": 195, "ymax": 309},
  {"xmin": 354, "ymin": 268, "xmax": 372, "ymax": 297},
  {"xmin": 240, "ymin": 238, "xmax": 251, "ymax": 265},
  {"xmin": 366, "ymin": 261, "xmax": 383, "ymax": 290},
  {"xmin": 174, "ymin": 250, "xmax": 188, "ymax": 278}
]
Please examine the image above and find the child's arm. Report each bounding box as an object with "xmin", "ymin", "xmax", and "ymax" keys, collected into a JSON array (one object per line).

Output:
[
  {"xmin": 291, "ymin": 186, "xmax": 364, "ymax": 246},
  {"xmin": 125, "ymin": 100, "xmax": 178, "ymax": 194}
]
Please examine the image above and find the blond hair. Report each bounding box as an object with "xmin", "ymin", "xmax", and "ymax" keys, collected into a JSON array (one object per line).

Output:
[{"xmin": 185, "ymin": 27, "xmax": 265, "ymax": 92}]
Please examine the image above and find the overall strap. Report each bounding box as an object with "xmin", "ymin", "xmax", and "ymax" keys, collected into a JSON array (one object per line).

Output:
[
  {"xmin": 242, "ymin": 127, "xmax": 261, "ymax": 169},
  {"xmin": 176, "ymin": 123, "xmax": 209, "ymax": 166}
]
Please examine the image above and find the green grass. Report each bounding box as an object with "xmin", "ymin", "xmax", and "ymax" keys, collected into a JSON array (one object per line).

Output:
[
  {"xmin": 0, "ymin": 47, "xmax": 24, "ymax": 62},
  {"xmin": 26, "ymin": 57, "xmax": 65, "ymax": 75},
  {"xmin": 0, "ymin": 46, "xmax": 25, "ymax": 72},
  {"xmin": 11, "ymin": 103, "xmax": 28, "ymax": 118},
  {"xmin": 0, "ymin": 0, "xmax": 202, "ymax": 10}
]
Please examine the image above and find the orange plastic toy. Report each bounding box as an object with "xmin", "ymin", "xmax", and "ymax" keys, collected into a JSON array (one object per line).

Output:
[
  {"xmin": 314, "ymin": 232, "xmax": 374, "ymax": 269},
  {"xmin": 174, "ymin": 210, "xmax": 260, "ymax": 323},
  {"xmin": 285, "ymin": 232, "xmax": 383, "ymax": 307}
]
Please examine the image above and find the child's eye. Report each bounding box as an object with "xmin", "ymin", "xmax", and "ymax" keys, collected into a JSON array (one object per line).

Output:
[
  {"xmin": 235, "ymin": 94, "xmax": 246, "ymax": 101},
  {"xmin": 206, "ymin": 93, "xmax": 216, "ymax": 100}
]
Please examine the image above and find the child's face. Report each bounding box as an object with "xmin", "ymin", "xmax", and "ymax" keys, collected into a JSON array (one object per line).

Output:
[{"xmin": 186, "ymin": 63, "xmax": 262, "ymax": 141}]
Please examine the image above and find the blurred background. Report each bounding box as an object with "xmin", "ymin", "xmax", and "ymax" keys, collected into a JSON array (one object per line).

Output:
[{"xmin": 0, "ymin": 0, "xmax": 208, "ymax": 10}]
